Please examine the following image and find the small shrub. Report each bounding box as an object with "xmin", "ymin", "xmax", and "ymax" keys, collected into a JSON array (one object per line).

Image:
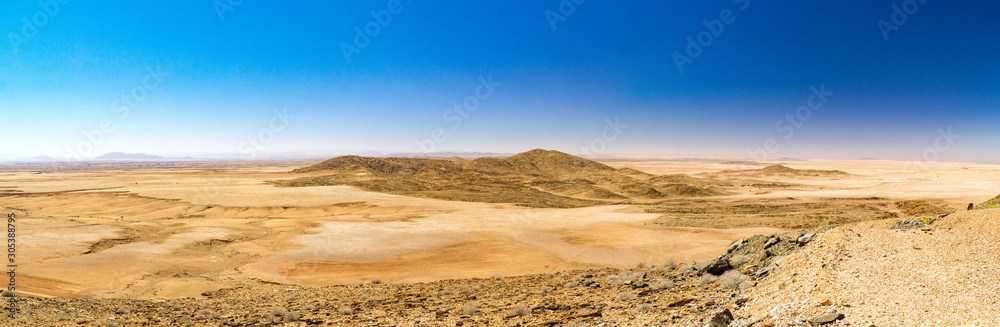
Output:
[
  {"xmin": 493, "ymin": 275, "xmax": 503, "ymax": 281},
  {"xmin": 699, "ymin": 274, "xmax": 717, "ymax": 285},
  {"xmin": 462, "ymin": 301, "xmax": 480, "ymax": 315},
  {"xmin": 103, "ymin": 320, "xmax": 118, "ymax": 327},
  {"xmin": 370, "ymin": 279, "xmax": 382, "ymax": 285},
  {"xmin": 662, "ymin": 261, "xmax": 678, "ymax": 271},
  {"xmin": 441, "ymin": 289, "xmax": 453, "ymax": 296},
  {"xmin": 337, "ymin": 306, "xmax": 353, "ymax": 315},
  {"xmin": 509, "ymin": 304, "xmax": 529, "ymax": 317},
  {"xmin": 284, "ymin": 311, "xmax": 301, "ymax": 322},
  {"xmin": 197, "ymin": 309, "xmax": 210, "ymax": 316},
  {"xmin": 540, "ymin": 286, "xmax": 553, "ymax": 294},
  {"xmin": 637, "ymin": 303, "xmax": 652, "ymax": 312},
  {"xmin": 728, "ymin": 254, "xmax": 750, "ymax": 267},
  {"xmin": 617, "ymin": 291, "xmax": 636, "ymax": 301},
  {"xmin": 719, "ymin": 271, "xmax": 750, "ymax": 290},
  {"xmin": 303, "ymin": 304, "xmax": 316, "ymax": 311},
  {"xmin": 211, "ymin": 312, "xmax": 222, "ymax": 319},
  {"xmin": 114, "ymin": 307, "xmax": 128, "ymax": 315},
  {"xmin": 564, "ymin": 282, "xmax": 579, "ymax": 288},
  {"xmin": 606, "ymin": 275, "xmax": 622, "ymax": 285},
  {"xmin": 649, "ymin": 279, "xmax": 675, "ymax": 291}
]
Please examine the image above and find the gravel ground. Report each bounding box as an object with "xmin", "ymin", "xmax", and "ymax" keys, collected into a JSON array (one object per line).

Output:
[{"xmin": 736, "ymin": 208, "xmax": 1000, "ymax": 326}]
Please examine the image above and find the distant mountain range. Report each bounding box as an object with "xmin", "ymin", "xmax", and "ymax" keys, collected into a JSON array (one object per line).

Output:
[{"xmin": 94, "ymin": 152, "xmax": 165, "ymax": 160}]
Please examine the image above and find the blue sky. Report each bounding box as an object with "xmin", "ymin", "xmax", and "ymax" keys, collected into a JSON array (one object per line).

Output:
[{"xmin": 1, "ymin": 1, "xmax": 997, "ymax": 161}]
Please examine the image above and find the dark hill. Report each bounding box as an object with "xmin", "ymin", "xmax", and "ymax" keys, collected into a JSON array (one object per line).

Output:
[{"xmin": 276, "ymin": 149, "xmax": 726, "ymax": 207}]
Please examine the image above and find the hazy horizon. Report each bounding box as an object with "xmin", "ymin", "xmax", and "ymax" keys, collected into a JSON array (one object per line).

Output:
[{"xmin": 3, "ymin": 1, "xmax": 998, "ymax": 162}]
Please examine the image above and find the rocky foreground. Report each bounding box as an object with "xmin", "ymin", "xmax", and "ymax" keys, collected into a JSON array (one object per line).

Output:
[{"xmin": 5, "ymin": 209, "xmax": 997, "ymax": 327}]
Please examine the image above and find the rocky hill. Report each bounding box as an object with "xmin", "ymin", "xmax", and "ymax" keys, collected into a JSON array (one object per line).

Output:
[
  {"xmin": 708, "ymin": 164, "xmax": 850, "ymax": 178},
  {"xmin": 275, "ymin": 149, "xmax": 725, "ymax": 208}
]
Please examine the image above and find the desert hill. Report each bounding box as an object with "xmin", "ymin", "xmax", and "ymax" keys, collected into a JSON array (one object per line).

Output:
[
  {"xmin": 706, "ymin": 164, "xmax": 850, "ymax": 178},
  {"xmin": 976, "ymin": 193, "xmax": 1000, "ymax": 209},
  {"xmin": 276, "ymin": 149, "xmax": 724, "ymax": 207}
]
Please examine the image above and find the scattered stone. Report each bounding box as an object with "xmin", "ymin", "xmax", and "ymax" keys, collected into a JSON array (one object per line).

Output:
[
  {"xmin": 668, "ymin": 298, "xmax": 696, "ymax": 307},
  {"xmin": 707, "ymin": 308, "xmax": 733, "ymax": 327},
  {"xmin": 728, "ymin": 239, "xmax": 744, "ymax": 253},
  {"xmin": 808, "ymin": 310, "xmax": 845, "ymax": 325},
  {"xmin": 797, "ymin": 234, "xmax": 814, "ymax": 245},
  {"xmin": 701, "ymin": 259, "xmax": 731, "ymax": 276},
  {"xmin": 763, "ymin": 236, "xmax": 779, "ymax": 249}
]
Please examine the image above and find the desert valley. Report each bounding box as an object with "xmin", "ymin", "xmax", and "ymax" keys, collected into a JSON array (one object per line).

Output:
[{"xmin": 3, "ymin": 150, "xmax": 999, "ymax": 326}]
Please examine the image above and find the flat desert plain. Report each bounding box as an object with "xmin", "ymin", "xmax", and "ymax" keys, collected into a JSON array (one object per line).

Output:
[{"xmin": 2, "ymin": 156, "xmax": 997, "ymax": 301}]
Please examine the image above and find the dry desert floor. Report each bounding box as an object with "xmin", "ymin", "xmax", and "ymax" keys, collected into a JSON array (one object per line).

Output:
[{"xmin": 1, "ymin": 155, "xmax": 998, "ymax": 326}]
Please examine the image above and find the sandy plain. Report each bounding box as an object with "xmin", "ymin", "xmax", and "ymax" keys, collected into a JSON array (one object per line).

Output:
[{"xmin": 1, "ymin": 157, "xmax": 996, "ymax": 301}]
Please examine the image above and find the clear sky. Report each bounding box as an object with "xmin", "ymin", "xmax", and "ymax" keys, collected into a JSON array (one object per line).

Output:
[{"xmin": 1, "ymin": 1, "xmax": 997, "ymax": 161}]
